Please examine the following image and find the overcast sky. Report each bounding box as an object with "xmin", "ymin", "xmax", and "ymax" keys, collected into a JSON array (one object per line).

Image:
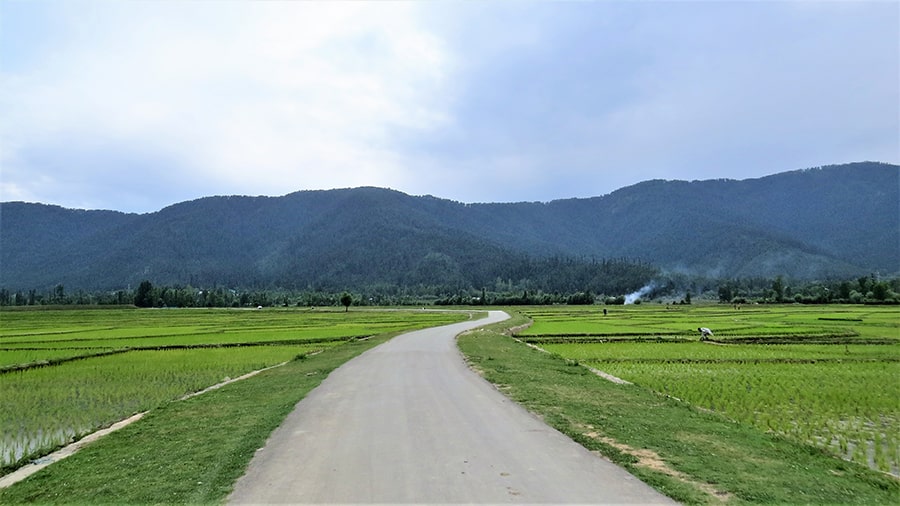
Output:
[{"xmin": 1, "ymin": 0, "xmax": 897, "ymax": 213}]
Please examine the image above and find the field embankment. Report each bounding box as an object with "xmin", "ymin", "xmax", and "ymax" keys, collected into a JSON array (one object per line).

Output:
[
  {"xmin": 0, "ymin": 331, "xmax": 405, "ymax": 503},
  {"xmin": 0, "ymin": 308, "xmax": 469, "ymax": 478},
  {"xmin": 458, "ymin": 305, "xmax": 899, "ymax": 504}
]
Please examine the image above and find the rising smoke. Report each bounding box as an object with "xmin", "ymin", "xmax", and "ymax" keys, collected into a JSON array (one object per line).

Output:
[{"xmin": 624, "ymin": 284, "xmax": 655, "ymax": 304}]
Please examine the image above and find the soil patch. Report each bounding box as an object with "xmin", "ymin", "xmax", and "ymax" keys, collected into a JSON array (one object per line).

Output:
[{"xmin": 582, "ymin": 428, "xmax": 733, "ymax": 503}]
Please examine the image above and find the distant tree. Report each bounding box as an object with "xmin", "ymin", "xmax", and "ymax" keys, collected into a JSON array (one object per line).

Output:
[
  {"xmin": 567, "ymin": 292, "xmax": 581, "ymax": 305},
  {"xmin": 872, "ymin": 281, "xmax": 890, "ymax": 301},
  {"xmin": 604, "ymin": 295, "xmax": 626, "ymax": 305},
  {"xmin": 718, "ymin": 284, "xmax": 733, "ymax": 302},
  {"xmin": 53, "ymin": 284, "xmax": 65, "ymax": 304},
  {"xmin": 567, "ymin": 291, "xmax": 594, "ymax": 305},
  {"xmin": 838, "ymin": 281, "xmax": 852, "ymax": 301},
  {"xmin": 858, "ymin": 276, "xmax": 872, "ymax": 294},
  {"xmin": 340, "ymin": 292, "xmax": 353, "ymax": 312},
  {"xmin": 134, "ymin": 280, "xmax": 154, "ymax": 308},
  {"xmin": 772, "ymin": 276, "xmax": 785, "ymax": 303}
]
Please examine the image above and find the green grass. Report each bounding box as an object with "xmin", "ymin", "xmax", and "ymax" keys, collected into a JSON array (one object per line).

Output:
[
  {"xmin": 530, "ymin": 305, "xmax": 900, "ymax": 476},
  {"xmin": 0, "ymin": 307, "xmax": 470, "ymax": 471},
  {"xmin": 459, "ymin": 312, "xmax": 900, "ymax": 504},
  {"xmin": 1, "ymin": 345, "xmax": 329, "ymax": 468},
  {"xmin": 519, "ymin": 304, "xmax": 900, "ymax": 342},
  {"xmin": 0, "ymin": 307, "xmax": 464, "ymax": 350},
  {"xmin": 543, "ymin": 341, "xmax": 897, "ymax": 361},
  {"xmin": 0, "ymin": 332, "xmax": 396, "ymax": 504},
  {"xmin": 597, "ymin": 359, "xmax": 899, "ymax": 471},
  {"xmin": 4, "ymin": 305, "xmax": 897, "ymax": 503}
]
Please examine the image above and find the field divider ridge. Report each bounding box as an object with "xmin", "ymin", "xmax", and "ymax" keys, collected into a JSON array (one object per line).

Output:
[
  {"xmin": 0, "ymin": 360, "xmax": 293, "ymax": 489},
  {"xmin": 511, "ymin": 335, "xmax": 634, "ymax": 386}
]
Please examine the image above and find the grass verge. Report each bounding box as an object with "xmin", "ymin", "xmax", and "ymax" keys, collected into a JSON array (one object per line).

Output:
[
  {"xmin": 458, "ymin": 311, "xmax": 899, "ymax": 505},
  {"xmin": 0, "ymin": 333, "xmax": 393, "ymax": 504}
]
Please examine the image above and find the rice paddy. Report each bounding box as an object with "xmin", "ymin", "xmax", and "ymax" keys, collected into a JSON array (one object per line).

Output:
[
  {"xmin": 519, "ymin": 304, "xmax": 900, "ymax": 475},
  {"xmin": 0, "ymin": 307, "xmax": 469, "ymax": 471}
]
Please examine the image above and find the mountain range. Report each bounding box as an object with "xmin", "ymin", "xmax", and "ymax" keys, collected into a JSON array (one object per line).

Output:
[{"xmin": 1, "ymin": 162, "xmax": 897, "ymax": 292}]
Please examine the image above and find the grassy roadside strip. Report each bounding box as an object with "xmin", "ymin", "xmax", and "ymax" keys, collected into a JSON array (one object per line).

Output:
[
  {"xmin": 457, "ymin": 311, "xmax": 899, "ymax": 505},
  {"xmin": 0, "ymin": 332, "xmax": 395, "ymax": 504}
]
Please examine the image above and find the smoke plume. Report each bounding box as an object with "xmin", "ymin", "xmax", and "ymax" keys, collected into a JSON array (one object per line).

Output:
[{"xmin": 624, "ymin": 284, "xmax": 654, "ymax": 304}]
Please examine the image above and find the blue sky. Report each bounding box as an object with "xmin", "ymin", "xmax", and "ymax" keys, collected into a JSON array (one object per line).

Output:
[{"xmin": 1, "ymin": 0, "xmax": 897, "ymax": 213}]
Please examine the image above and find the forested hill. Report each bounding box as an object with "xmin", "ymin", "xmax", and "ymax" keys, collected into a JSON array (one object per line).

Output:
[{"xmin": 2, "ymin": 162, "xmax": 897, "ymax": 292}]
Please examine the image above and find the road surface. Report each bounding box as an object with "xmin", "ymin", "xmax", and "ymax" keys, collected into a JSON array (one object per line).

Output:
[{"xmin": 228, "ymin": 310, "xmax": 676, "ymax": 504}]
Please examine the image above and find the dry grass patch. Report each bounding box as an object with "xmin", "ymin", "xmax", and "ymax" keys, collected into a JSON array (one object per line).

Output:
[{"xmin": 581, "ymin": 427, "xmax": 733, "ymax": 503}]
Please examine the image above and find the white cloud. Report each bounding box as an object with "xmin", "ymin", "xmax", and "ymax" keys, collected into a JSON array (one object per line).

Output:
[
  {"xmin": 1, "ymin": 1, "xmax": 453, "ymax": 210},
  {"xmin": 400, "ymin": 0, "xmax": 898, "ymax": 202},
  {"xmin": 1, "ymin": 1, "xmax": 896, "ymax": 211}
]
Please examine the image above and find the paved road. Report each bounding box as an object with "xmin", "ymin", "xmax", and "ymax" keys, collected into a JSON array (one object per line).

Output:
[{"xmin": 228, "ymin": 311, "xmax": 676, "ymax": 504}]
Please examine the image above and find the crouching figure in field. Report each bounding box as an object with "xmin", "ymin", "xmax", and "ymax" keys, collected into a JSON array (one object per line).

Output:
[{"xmin": 698, "ymin": 327, "xmax": 713, "ymax": 340}]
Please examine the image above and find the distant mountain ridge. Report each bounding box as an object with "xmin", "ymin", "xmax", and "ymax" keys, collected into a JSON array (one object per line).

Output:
[{"xmin": 2, "ymin": 162, "xmax": 897, "ymax": 291}]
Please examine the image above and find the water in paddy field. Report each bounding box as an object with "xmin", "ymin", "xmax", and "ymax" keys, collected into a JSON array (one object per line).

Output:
[{"xmin": 1, "ymin": 426, "xmax": 78, "ymax": 468}]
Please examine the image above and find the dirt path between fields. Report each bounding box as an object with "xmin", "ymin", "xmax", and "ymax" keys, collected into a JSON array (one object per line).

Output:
[{"xmin": 228, "ymin": 310, "xmax": 676, "ymax": 504}]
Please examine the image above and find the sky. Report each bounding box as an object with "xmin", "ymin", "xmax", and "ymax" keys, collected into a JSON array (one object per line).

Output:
[{"xmin": 1, "ymin": 0, "xmax": 898, "ymax": 214}]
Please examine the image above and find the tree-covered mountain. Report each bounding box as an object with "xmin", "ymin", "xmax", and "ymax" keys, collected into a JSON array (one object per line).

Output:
[{"xmin": 2, "ymin": 162, "xmax": 896, "ymax": 292}]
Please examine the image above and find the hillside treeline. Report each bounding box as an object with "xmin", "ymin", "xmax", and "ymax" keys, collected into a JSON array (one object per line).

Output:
[
  {"xmin": 0, "ymin": 256, "xmax": 659, "ymax": 307},
  {"xmin": 4, "ymin": 273, "xmax": 897, "ymax": 308},
  {"xmin": 3, "ymin": 163, "xmax": 898, "ymax": 293},
  {"xmin": 713, "ymin": 274, "xmax": 900, "ymax": 304}
]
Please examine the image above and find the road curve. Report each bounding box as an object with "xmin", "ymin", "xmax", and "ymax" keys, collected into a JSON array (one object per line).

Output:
[{"xmin": 228, "ymin": 310, "xmax": 675, "ymax": 504}]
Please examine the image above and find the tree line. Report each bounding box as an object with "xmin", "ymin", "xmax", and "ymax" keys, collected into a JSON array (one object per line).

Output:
[
  {"xmin": 3, "ymin": 273, "xmax": 897, "ymax": 308},
  {"xmin": 715, "ymin": 275, "xmax": 900, "ymax": 304}
]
